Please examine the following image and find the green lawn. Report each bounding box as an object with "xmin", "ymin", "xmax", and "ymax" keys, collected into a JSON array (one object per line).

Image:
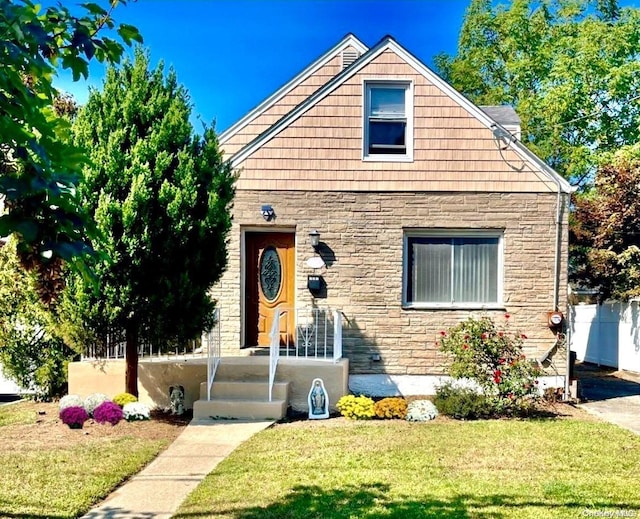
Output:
[
  {"xmin": 0, "ymin": 401, "xmax": 176, "ymax": 519},
  {"xmin": 2, "ymin": 401, "xmax": 639, "ymax": 519},
  {"xmin": 175, "ymin": 418, "xmax": 640, "ymax": 519}
]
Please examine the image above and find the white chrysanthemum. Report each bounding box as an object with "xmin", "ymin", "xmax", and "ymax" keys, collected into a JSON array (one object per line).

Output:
[
  {"xmin": 83, "ymin": 393, "xmax": 110, "ymax": 417},
  {"xmin": 59, "ymin": 394, "xmax": 84, "ymax": 411},
  {"xmin": 406, "ymin": 399, "xmax": 439, "ymax": 422},
  {"xmin": 123, "ymin": 402, "xmax": 151, "ymax": 421}
]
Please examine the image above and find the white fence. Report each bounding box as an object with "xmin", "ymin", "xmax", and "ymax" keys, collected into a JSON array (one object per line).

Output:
[{"xmin": 570, "ymin": 301, "xmax": 640, "ymax": 373}]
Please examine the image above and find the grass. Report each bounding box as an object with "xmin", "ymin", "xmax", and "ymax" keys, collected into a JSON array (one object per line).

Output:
[
  {"xmin": 2, "ymin": 401, "xmax": 640, "ymax": 518},
  {"xmin": 0, "ymin": 401, "xmax": 176, "ymax": 518},
  {"xmin": 175, "ymin": 417, "xmax": 640, "ymax": 519},
  {"xmin": 0, "ymin": 438, "xmax": 166, "ymax": 518},
  {"xmin": 0, "ymin": 400, "xmax": 34, "ymax": 426}
]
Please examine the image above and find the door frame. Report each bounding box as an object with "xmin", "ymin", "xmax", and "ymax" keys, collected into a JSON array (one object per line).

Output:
[{"xmin": 240, "ymin": 226, "xmax": 297, "ymax": 348}]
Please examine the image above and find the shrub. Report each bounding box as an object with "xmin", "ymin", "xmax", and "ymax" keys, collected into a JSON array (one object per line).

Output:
[
  {"xmin": 93, "ymin": 401, "xmax": 123, "ymax": 425},
  {"xmin": 336, "ymin": 395, "xmax": 375, "ymax": 420},
  {"xmin": 0, "ymin": 240, "xmax": 77, "ymax": 401},
  {"xmin": 59, "ymin": 405, "xmax": 89, "ymax": 428},
  {"xmin": 374, "ymin": 397, "xmax": 408, "ymax": 419},
  {"xmin": 438, "ymin": 315, "xmax": 541, "ymax": 416},
  {"xmin": 434, "ymin": 383, "xmax": 492, "ymax": 420},
  {"xmin": 406, "ymin": 399, "xmax": 439, "ymax": 422},
  {"xmin": 123, "ymin": 402, "xmax": 151, "ymax": 421},
  {"xmin": 83, "ymin": 393, "xmax": 110, "ymax": 417},
  {"xmin": 113, "ymin": 392, "xmax": 138, "ymax": 408},
  {"xmin": 59, "ymin": 394, "xmax": 83, "ymax": 412}
]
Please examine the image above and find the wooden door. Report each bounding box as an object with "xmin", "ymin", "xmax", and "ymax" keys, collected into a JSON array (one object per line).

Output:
[{"xmin": 245, "ymin": 232, "xmax": 295, "ymax": 347}]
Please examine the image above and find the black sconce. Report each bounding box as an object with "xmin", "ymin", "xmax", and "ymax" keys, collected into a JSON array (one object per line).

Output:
[
  {"xmin": 309, "ymin": 229, "xmax": 320, "ymax": 250},
  {"xmin": 261, "ymin": 205, "xmax": 275, "ymax": 221}
]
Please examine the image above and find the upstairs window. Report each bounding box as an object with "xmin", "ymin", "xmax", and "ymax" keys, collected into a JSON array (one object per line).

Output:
[{"xmin": 364, "ymin": 82, "xmax": 412, "ymax": 161}]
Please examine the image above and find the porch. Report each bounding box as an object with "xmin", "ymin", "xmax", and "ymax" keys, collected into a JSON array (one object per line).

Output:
[{"xmin": 67, "ymin": 306, "xmax": 349, "ymax": 419}]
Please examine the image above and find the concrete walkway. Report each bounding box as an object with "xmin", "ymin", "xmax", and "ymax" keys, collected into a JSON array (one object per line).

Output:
[
  {"xmin": 81, "ymin": 419, "xmax": 274, "ymax": 519},
  {"xmin": 76, "ymin": 364, "xmax": 640, "ymax": 518},
  {"xmin": 576, "ymin": 363, "xmax": 640, "ymax": 435}
]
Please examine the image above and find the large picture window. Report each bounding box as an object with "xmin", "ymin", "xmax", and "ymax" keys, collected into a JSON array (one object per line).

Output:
[
  {"xmin": 404, "ymin": 232, "xmax": 503, "ymax": 307},
  {"xmin": 364, "ymin": 81, "xmax": 412, "ymax": 160}
]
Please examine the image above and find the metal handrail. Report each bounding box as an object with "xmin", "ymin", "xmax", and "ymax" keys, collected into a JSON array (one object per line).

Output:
[
  {"xmin": 333, "ymin": 310, "xmax": 343, "ymax": 363},
  {"xmin": 205, "ymin": 308, "xmax": 221, "ymax": 401},
  {"xmin": 268, "ymin": 308, "xmax": 281, "ymax": 402}
]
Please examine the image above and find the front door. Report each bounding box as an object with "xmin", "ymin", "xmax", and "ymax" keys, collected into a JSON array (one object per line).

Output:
[{"xmin": 245, "ymin": 232, "xmax": 295, "ymax": 347}]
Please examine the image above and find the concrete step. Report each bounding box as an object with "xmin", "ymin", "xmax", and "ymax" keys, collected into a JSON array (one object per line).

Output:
[
  {"xmin": 193, "ymin": 397, "xmax": 288, "ymax": 420},
  {"xmin": 199, "ymin": 380, "xmax": 289, "ymax": 401},
  {"xmin": 213, "ymin": 356, "xmax": 270, "ymax": 381}
]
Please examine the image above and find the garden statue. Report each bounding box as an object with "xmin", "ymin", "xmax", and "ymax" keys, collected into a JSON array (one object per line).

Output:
[
  {"xmin": 169, "ymin": 385, "xmax": 185, "ymax": 415},
  {"xmin": 308, "ymin": 378, "xmax": 329, "ymax": 419}
]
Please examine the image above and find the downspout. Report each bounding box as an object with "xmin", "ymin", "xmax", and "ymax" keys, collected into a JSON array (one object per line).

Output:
[
  {"xmin": 550, "ymin": 177, "xmax": 571, "ymax": 400},
  {"xmin": 553, "ymin": 184, "xmax": 562, "ymax": 312}
]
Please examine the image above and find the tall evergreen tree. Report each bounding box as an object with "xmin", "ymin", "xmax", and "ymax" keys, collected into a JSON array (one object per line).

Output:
[{"xmin": 68, "ymin": 48, "xmax": 235, "ymax": 396}]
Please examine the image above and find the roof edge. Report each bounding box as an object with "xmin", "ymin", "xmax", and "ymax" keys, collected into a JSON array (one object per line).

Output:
[
  {"xmin": 230, "ymin": 35, "xmax": 574, "ymax": 195},
  {"xmin": 229, "ymin": 36, "xmax": 394, "ymax": 167},
  {"xmin": 219, "ymin": 33, "xmax": 368, "ymax": 144}
]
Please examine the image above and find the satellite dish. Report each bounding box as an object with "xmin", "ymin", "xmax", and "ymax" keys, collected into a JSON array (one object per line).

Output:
[{"xmin": 306, "ymin": 256, "xmax": 325, "ymax": 269}]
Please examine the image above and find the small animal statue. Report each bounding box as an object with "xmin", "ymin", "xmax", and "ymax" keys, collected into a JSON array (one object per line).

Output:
[{"xmin": 169, "ymin": 385, "xmax": 185, "ymax": 415}]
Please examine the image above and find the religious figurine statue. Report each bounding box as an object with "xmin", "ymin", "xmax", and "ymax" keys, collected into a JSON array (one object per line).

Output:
[{"xmin": 308, "ymin": 378, "xmax": 329, "ymax": 419}]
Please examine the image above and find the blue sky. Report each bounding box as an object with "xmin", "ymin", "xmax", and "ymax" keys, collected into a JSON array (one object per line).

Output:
[
  {"xmin": 55, "ymin": 0, "xmax": 640, "ymax": 134},
  {"xmin": 55, "ymin": 0, "xmax": 472, "ymax": 133}
]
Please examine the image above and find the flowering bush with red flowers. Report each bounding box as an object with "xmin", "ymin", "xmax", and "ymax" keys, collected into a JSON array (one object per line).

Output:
[
  {"xmin": 438, "ymin": 315, "xmax": 541, "ymax": 416},
  {"xmin": 93, "ymin": 400, "xmax": 123, "ymax": 426}
]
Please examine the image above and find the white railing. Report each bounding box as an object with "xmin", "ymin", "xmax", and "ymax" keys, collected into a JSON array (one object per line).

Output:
[
  {"xmin": 268, "ymin": 306, "xmax": 343, "ymax": 401},
  {"xmin": 81, "ymin": 335, "xmax": 207, "ymax": 361},
  {"xmin": 205, "ymin": 308, "xmax": 221, "ymax": 401},
  {"xmin": 283, "ymin": 307, "xmax": 343, "ymax": 362},
  {"xmin": 268, "ymin": 308, "xmax": 282, "ymax": 402},
  {"xmin": 333, "ymin": 310, "xmax": 343, "ymax": 360}
]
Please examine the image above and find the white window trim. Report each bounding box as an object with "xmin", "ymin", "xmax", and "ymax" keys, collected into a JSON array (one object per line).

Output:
[
  {"xmin": 402, "ymin": 229, "xmax": 505, "ymax": 310},
  {"xmin": 362, "ymin": 79, "xmax": 414, "ymax": 162}
]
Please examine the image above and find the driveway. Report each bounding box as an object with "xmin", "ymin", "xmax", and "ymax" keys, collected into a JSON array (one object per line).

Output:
[{"xmin": 576, "ymin": 362, "xmax": 640, "ymax": 435}]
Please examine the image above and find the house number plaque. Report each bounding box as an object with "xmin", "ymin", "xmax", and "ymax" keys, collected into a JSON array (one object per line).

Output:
[{"xmin": 260, "ymin": 246, "xmax": 281, "ymax": 301}]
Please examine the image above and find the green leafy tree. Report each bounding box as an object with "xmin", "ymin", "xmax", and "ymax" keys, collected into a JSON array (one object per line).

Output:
[
  {"xmin": 0, "ymin": 239, "xmax": 75, "ymax": 400},
  {"xmin": 0, "ymin": 0, "xmax": 142, "ymax": 302},
  {"xmin": 435, "ymin": 0, "xmax": 640, "ymax": 184},
  {"xmin": 67, "ymin": 49, "xmax": 235, "ymax": 396},
  {"xmin": 570, "ymin": 144, "xmax": 640, "ymax": 301}
]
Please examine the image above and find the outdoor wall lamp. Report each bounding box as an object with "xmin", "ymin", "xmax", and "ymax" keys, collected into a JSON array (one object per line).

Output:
[
  {"xmin": 309, "ymin": 229, "xmax": 320, "ymax": 250},
  {"xmin": 261, "ymin": 205, "xmax": 275, "ymax": 221}
]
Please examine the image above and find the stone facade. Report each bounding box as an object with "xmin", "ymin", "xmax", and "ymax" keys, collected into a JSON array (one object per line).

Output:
[{"xmin": 211, "ymin": 189, "xmax": 569, "ymax": 376}]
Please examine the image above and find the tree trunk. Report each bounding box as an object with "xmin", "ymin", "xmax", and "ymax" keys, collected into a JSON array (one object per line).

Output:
[{"xmin": 125, "ymin": 323, "xmax": 139, "ymax": 397}]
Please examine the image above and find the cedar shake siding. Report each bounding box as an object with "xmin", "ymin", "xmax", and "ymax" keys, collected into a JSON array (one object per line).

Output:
[{"xmin": 230, "ymin": 50, "xmax": 558, "ymax": 193}]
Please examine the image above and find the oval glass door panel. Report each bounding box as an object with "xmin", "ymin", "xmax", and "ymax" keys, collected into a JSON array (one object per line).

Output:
[{"xmin": 259, "ymin": 246, "xmax": 282, "ymax": 301}]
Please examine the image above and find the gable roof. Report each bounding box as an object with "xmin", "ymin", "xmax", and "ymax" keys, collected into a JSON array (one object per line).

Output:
[
  {"xmin": 229, "ymin": 35, "xmax": 573, "ymax": 195},
  {"xmin": 219, "ymin": 33, "xmax": 367, "ymax": 144}
]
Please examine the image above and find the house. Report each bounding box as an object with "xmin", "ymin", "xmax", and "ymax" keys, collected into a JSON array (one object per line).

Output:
[
  {"xmin": 69, "ymin": 34, "xmax": 572, "ymax": 417},
  {"xmin": 212, "ymin": 34, "xmax": 573, "ymax": 397}
]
